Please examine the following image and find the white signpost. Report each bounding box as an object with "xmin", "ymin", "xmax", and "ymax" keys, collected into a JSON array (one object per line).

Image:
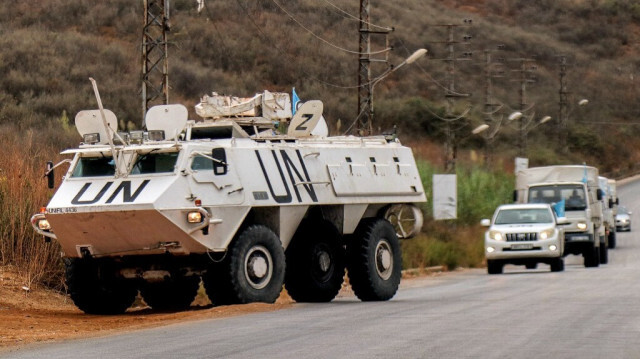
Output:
[
  {"xmin": 515, "ymin": 157, "xmax": 529, "ymax": 174},
  {"xmin": 433, "ymin": 174, "xmax": 457, "ymax": 220}
]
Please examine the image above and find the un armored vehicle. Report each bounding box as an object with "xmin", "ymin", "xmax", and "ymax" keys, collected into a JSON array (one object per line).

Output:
[
  {"xmin": 515, "ymin": 165, "xmax": 606, "ymax": 267},
  {"xmin": 31, "ymin": 90, "xmax": 426, "ymax": 314}
]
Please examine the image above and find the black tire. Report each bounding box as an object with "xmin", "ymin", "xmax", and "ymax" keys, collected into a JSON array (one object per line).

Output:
[
  {"xmin": 203, "ymin": 261, "xmax": 237, "ymax": 306},
  {"xmin": 608, "ymin": 230, "xmax": 617, "ymax": 249},
  {"xmin": 347, "ymin": 218, "xmax": 402, "ymax": 301},
  {"xmin": 285, "ymin": 219, "xmax": 345, "ymax": 302},
  {"xmin": 550, "ymin": 258, "xmax": 564, "ymax": 272},
  {"xmin": 141, "ymin": 276, "xmax": 200, "ymax": 311},
  {"xmin": 525, "ymin": 263, "xmax": 537, "ymax": 270},
  {"xmin": 65, "ymin": 258, "xmax": 137, "ymax": 315},
  {"xmin": 584, "ymin": 244, "xmax": 600, "ymax": 268},
  {"xmin": 487, "ymin": 260, "xmax": 503, "ymax": 275},
  {"xmin": 599, "ymin": 239, "xmax": 608, "ymax": 264},
  {"xmin": 220, "ymin": 225, "xmax": 285, "ymax": 304}
]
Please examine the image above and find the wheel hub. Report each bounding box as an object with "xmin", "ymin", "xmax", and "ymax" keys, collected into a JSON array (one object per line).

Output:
[
  {"xmin": 245, "ymin": 245, "xmax": 273, "ymax": 289},
  {"xmin": 317, "ymin": 251, "xmax": 331, "ymax": 273},
  {"xmin": 375, "ymin": 240, "xmax": 393, "ymax": 280}
]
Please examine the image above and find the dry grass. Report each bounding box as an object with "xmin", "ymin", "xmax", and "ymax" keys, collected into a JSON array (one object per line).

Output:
[{"xmin": 0, "ymin": 125, "xmax": 73, "ymax": 290}]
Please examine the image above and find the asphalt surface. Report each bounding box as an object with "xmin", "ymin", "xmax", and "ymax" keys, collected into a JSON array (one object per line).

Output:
[{"xmin": 4, "ymin": 180, "xmax": 640, "ymax": 359}]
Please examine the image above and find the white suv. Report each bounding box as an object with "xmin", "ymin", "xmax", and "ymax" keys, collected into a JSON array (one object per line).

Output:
[{"xmin": 481, "ymin": 203, "xmax": 566, "ymax": 274}]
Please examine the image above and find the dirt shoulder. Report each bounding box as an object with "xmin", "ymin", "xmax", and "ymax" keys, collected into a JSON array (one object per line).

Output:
[{"xmin": 0, "ymin": 265, "xmax": 446, "ymax": 350}]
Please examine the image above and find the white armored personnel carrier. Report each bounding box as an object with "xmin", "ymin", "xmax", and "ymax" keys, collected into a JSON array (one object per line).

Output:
[{"xmin": 31, "ymin": 89, "xmax": 426, "ymax": 314}]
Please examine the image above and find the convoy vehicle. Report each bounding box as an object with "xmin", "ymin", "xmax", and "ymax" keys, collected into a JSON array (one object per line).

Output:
[
  {"xmin": 31, "ymin": 88, "xmax": 426, "ymax": 314},
  {"xmin": 515, "ymin": 165, "xmax": 607, "ymax": 267},
  {"xmin": 482, "ymin": 203, "xmax": 566, "ymax": 274},
  {"xmin": 616, "ymin": 206, "xmax": 632, "ymax": 232},
  {"xmin": 599, "ymin": 176, "xmax": 617, "ymax": 249}
]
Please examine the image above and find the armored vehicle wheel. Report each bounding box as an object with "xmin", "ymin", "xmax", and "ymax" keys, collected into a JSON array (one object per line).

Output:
[
  {"xmin": 225, "ymin": 225, "xmax": 285, "ymax": 304},
  {"xmin": 599, "ymin": 240, "xmax": 608, "ymax": 264},
  {"xmin": 525, "ymin": 263, "xmax": 537, "ymax": 270},
  {"xmin": 584, "ymin": 244, "xmax": 600, "ymax": 268},
  {"xmin": 203, "ymin": 261, "xmax": 237, "ymax": 306},
  {"xmin": 608, "ymin": 231, "xmax": 616, "ymax": 249},
  {"xmin": 285, "ymin": 219, "xmax": 345, "ymax": 302},
  {"xmin": 141, "ymin": 276, "xmax": 200, "ymax": 311},
  {"xmin": 65, "ymin": 258, "xmax": 136, "ymax": 315},
  {"xmin": 487, "ymin": 260, "xmax": 503, "ymax": 275},
  {"xmin": 347, "ymin": 218, "xmax": 402, "ymax": 301},
  {"xmin": 550, "ymin": 258, "xmax": 564, "ymax": 272}
]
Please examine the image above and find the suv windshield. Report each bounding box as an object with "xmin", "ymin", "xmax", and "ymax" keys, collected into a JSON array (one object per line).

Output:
[
  {"xmin": 71, "ymin": 156, "xmax": 115, "ymax": 177},
  {"xmin": 131, "ymin": 152, "xmax": 179, "ymax": 175},
  {"xmin": 528, "ymin": 184, "xmax": 587, "ymax": 211},
  {"xmin": 495, "ymin": 208, "xmax": 554, "ymax": 225}
]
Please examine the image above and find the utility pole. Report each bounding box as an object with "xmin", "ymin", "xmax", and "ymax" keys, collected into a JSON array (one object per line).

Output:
[
  {"xmin": 510, "ymin": 57, "xmax": 536, "ymax": 157},
  {"xmin": 357, "ymin": 0, "xmax": 391, "ymax": 136},
  {"xmin": 558, "ymin": 55, "xmax": 569, "ymax": 153},
  {"xmin": 142, "ymin": 0, "xmax": 170, "ymax": 125},
  {"xmin": 482, "ymin": 46, "xmax": 505, "ymax": 164},
  {"xmin": 430, "ymin": 21, "xmax": 472, "ymax": 172}
]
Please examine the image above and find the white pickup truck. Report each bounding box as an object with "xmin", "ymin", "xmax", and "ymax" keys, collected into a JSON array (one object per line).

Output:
[{"xmin": 482, "ymin": 203, "xmax": 566, "ymax": 274}]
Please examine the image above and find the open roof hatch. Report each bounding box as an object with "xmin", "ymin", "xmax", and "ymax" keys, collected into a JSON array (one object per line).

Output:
[
  {"xmin": 145, "ymin": 104, "xmax": 189, "ymax": 141},
  {"xmin": 75, "ymin": 109, "xmax": 118, "ymax": 145}
]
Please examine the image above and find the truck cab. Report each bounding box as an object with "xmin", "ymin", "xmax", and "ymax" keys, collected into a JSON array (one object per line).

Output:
[{"xmin": 515, "ymin": 165, "xmax": 607, "ymax": 268}]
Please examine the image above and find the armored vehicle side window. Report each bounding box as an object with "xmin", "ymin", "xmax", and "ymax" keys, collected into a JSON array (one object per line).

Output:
[
  {"xmin": 71, "ymin": 156, "xmax": 115, "ymax": 177},
  {"xmin": 190, "ymin": 149, "xmax": 227, "ymax": 175},
  {"xmin": 191, "ymin": 156, "xmax": 213, "ymax": 171},
  {"xmin": 131, "ymin": 152, "xmax": 179, "ymax": 174}
]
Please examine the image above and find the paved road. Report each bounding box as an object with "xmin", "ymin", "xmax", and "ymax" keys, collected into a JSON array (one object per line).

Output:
[{"xmin": 4, "ymin": 181, "xmax": 640, "ymax": 359}]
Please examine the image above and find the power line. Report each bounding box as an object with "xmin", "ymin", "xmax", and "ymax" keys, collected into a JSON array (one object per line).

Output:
[
  {"xmin": 320, "ymin": 0, "xmax": 392, "ymax": 31},
  {"xmin": 270, "ymin": 0, "xmax": 391, "ymax": 56},
  {"xmin": 232, "ymin": 0, "xmax": 356, "ymax": 89}
]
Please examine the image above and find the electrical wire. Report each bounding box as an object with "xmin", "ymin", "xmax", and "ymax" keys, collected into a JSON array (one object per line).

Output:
[
  {"xmin": 397, "ymin": 40, "xmax": 469, "ymax": 97},
  {"xmin": 270, "ymin": 0, "xmax": 391, "ymax": 56},
  {"xmin": 232, "ymin": 0, "xmax": 370, "ymax": 89},
  {"xmin": 201, "ymin": 0, "xmax": 229, "ymax": 55},
  {"xmin": 320, "ymin": 0, "xmax": 392, "ymax": 32}
]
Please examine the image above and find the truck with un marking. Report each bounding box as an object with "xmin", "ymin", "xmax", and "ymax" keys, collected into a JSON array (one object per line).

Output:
[
  {"xmin": 515, "ymin": 165, "xmax": 607, "ymax": 268},
  {"xmin": 31, "ymin": 90, "xmax": 426, "ymax": 314}
]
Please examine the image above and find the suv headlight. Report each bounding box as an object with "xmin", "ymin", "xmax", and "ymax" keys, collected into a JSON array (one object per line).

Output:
[
  {"xmin": 539, "ymin": 228, "xmax": 555, "ymax": 240},
  {"xmin": 577, "ymin": 222, "xmax": 588, "ymax": 230},
  {"xmin": 489, "ymin": 230, "xmax": 503, "ymax": 241}
]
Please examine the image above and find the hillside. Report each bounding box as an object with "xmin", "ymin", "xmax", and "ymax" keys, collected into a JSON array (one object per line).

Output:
[{"xmin": 1, "ymin": 0, "xmax": 640, "ymax": 174}]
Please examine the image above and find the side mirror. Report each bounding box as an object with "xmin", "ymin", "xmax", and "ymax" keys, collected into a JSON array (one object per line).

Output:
[
  {"xmin": 616, "ymin": 198, "xmax": 620, "ymax": 205},
  {"xmin": 609, "ymin": 198, "xmax": 614, "ymax": 208},
  {"xmin": 480, "ymin": 219, "xmax": 491, "ymax": 227},
  {"xmin": 211, "ymin": 148, "xmax": 228, "ymax": 176},
  {"xmin": 597, "ymin": 189, "xmax": 604, "ymax": 201},
  {"xmin": 556, "ymin": 217, "xmax": 570, "ymax": 225},
  {"xmin": 46, "ymin": 161, "xmax": 54, "ymax": 189}
]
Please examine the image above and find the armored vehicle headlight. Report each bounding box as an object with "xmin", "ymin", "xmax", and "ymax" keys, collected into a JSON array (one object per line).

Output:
[
  {"xmin": 539, "ymin": 228, "xmax": 555, "ymax": 240},
  {"xmin": 148, "ymin": 130, "xmax": 165, "ymax": 141},
  {"xmin": 577, "ymin": 222, "xmax": 588, "ymax": 230},
  {"xmin": 82, "ymin": 133, "xmax": 100, "ymax": 144},
  {"xmin": 38, "ymin": 219, "xmax": 51, "ymax": 231},
  {"xmin": 187, "ymin": 211, "xmax": 204, "ymax": 223},
  {"xmin": 130, "ymin": 131, "xmax": 145, "ymax": 144},
  {"xmin": 489, "ymin": 230, "xmax": 503, "ymax": 241}
]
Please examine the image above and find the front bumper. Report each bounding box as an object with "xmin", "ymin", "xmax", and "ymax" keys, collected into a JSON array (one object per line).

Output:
[{"xmin": 485, "ymin": 237, "xmax": 563, "ymax": 260}]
